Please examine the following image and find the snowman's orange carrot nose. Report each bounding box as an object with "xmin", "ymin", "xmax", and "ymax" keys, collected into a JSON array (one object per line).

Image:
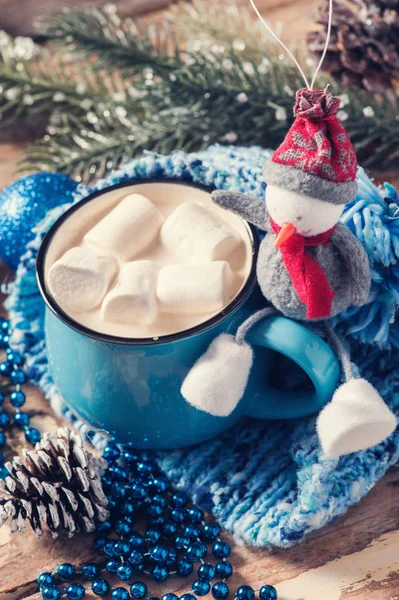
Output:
[{"xmin": 274, "ymin": 222, "xmax": 297, "ymax": 247}]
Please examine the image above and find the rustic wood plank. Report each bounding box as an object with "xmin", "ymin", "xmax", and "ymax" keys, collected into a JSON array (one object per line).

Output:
[
  {"xmin": 0, "ymin": 144, "xmax": 27, "ymax": 189},
  {"xmin": 0, "ymin": 0, "xmax": 174, "ymax": 37}
]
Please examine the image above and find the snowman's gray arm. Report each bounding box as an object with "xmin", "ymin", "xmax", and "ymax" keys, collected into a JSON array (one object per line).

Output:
[
  {"xmin": 211, "ymin": 190, "xmax": 268, "ymax": 231},
  {"xmin": 330, "ymin": 222, "xmax": 371, "ymax": 307}
]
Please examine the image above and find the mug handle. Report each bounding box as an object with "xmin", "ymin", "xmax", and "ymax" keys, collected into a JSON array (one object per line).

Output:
[{"xmin": 244, "ymin": 316, "xmax": 341, "ymax": 420}]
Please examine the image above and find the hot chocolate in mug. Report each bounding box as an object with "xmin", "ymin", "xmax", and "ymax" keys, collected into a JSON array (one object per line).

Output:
[{"xmin": 36, "ymin": 179, "xmax": 340, "ymax": 449}]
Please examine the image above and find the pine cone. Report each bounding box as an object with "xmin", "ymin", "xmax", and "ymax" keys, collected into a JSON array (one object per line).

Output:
[
  {"xmin": 0, "ymin": 428, "xmax": 109, "ymax": 538},
  {"xmin": 307, "ymin": 0, "xmax": 399, "ymax": 95}
]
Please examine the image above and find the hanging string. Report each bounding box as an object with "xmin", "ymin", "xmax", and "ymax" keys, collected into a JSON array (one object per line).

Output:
[
  {"xmin": 249, "ymin": 0, "xmax": 310, "ymax": 88},
  {"xmin": 249, "ymin": 0, "xmax": 334, "ymax": 91},
  {"xmin": 310, "ymin": 0, "xmax": 333, "ymax": 89}
]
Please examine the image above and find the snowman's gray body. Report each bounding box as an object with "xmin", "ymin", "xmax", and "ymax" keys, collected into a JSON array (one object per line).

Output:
[
  {"xmin": 212, "ymin": 188, "xmax": 371, "ymax": 321},
  {"xmin": 258, "ymin": 222, "xmax": 358, "ymax": 321}
]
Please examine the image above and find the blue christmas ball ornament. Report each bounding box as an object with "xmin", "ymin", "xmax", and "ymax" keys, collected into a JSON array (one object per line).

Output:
[{"xmin": 0, "ymin": 172, "xmax": 78, "ymax": 270}]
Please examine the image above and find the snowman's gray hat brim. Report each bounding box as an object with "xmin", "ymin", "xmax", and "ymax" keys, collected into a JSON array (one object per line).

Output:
[{"xmin": 263, "ymin": 159, "xmax": 358, "ymax": 205}]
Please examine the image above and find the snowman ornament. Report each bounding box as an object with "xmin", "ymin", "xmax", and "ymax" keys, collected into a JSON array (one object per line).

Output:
[{"xmin": 181, "ymin": 87, "xmax": 397, "ymax": 458}]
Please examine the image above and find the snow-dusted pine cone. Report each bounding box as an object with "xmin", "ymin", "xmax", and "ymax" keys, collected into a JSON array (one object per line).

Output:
[
  {"xmin": 307, "ymin": 0, "xmax": 399, "ymax": 95},
  {"xmin": 0, "ymin": 428, "xmax": 109, "ymax": 538}
]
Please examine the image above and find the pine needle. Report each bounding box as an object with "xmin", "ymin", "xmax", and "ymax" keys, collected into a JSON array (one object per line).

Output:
[{"xmin": 0, "ymin": 1, "xmax": 395, "ymax": 182}]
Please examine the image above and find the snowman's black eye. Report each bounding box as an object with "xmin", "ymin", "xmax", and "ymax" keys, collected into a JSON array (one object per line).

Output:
[{"xmin": 297, "ymin": 216, "xmax": 303, "ymax": 221}]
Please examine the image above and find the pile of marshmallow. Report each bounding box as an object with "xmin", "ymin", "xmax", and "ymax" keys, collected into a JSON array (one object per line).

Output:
[{"xmin": 48, "ymin": 193, "xmax": 243, "ymax": 328}]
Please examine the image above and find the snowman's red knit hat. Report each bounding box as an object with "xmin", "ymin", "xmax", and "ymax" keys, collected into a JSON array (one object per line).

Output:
[{"xmin": 264, "ymin": 88, "xmax": 358, "ymax": 204}]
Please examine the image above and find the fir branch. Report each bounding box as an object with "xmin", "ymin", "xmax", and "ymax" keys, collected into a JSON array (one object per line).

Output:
[
  {"xmin": 18, "ymin": 107, "xmax": 201, "ymax": 183},
  {"xmin": 169, "ymin": 0, "xmax": 300, "ymax": 64},
  {"xmin": 41, "ymin": 6, "xmax": 180, "ymax": 73},
  {"xmin": 2, "ymin": 0, "xmax": 399, "ymax": 181},
  {"xmin": 0, "ymin": 51, "xmax": 144, "ymax": 128},
  {"xmin": 0, "ymin": 29, "xmax": 41, "ymax": 65}
]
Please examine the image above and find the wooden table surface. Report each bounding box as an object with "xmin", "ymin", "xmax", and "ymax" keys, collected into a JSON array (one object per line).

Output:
[{"xmin": 1, "ymin": 1, "xmax": 399, "ymax": 599}]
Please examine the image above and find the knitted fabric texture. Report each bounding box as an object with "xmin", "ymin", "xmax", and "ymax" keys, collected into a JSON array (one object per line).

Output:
[
  {"xmin": 264, "ymin": 88, "xmax": 358, "ymax": 204},
  {"xmin": 5, "ymin": 144, "xmax": 399, "ymax": 548},
  {"xmin": 270, "ymin": 218, "xmax": 335, "ymax": 318}
]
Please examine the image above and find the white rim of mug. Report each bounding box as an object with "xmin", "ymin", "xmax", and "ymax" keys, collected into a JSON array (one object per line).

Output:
[{"xmin": 36, "ymin": 178, "xmax": 260, "ymax": 346}]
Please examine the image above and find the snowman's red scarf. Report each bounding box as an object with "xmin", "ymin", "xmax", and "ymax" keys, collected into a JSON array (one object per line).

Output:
[{"xmin": 270, "ymin": 219, "xmax": 335, "ymax": 319}]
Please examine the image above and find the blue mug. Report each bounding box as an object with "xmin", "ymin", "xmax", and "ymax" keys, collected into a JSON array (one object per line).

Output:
[{"xmin": 36, "ymin": 179, "xmax": 340, "ymax": 449}]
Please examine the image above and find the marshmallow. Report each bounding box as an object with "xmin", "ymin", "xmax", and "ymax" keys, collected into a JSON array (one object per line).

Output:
[
  {"xmin": 84, "ymin": 193, "xmax": 164, "ymax": 261},
  {"xmin": 161, "ymin": 202, "xmax": 241, "ymax": 263},
  {"xmin": 157, "ymin": 261, "xmax": 232, "ymax": 314},
  {"xmin": 102, "ymin": 261, "xmax": 158, "ymax": 325},
  {"xmin": 48, "ymin": 246, "xmax": 117, "ymax": 312}
]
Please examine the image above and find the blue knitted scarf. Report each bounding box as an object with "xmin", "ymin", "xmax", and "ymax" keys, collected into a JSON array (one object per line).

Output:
[{"xmin": 5, "ymin": 145, "xmax": 399, "ymax": 548}]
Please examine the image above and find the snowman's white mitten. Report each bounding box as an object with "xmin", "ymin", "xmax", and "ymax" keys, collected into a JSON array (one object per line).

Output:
[
  {"xmin": 181, "ymin": 334, "xmax": 253, "ymax": 417},
  {"xmin": 316, "ymin": 379, "xmax": 397, "ymax": 458}
]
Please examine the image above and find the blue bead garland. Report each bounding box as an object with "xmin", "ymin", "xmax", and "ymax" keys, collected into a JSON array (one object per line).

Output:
[
  {"xmin": 57, "ymin": 563, "xmax": 75, "ymax": 580},
  {"xmin": 259, "ymin": 586, "xmax": 278, "ymax": 600},
  {"xmin": 81, "ymin": 564, "xmax": 100, "ymax": 580},
  {"xmin": 28, "ymin": 361, "xmax": 278, "ymax": 600},
  {"xmin": 66, "ymin": 583, "xmax": 86, "ymax": 600},
  {"xmin": 215, "ymin": 562, "xmax": 233, "ymax": 579},
  {"xmin": 212, "ymin": 542, "xmax": 231, "ymax": 559},
  {"xmin": 106, "ymin": 559, "xmax": 120, "ymax": 573},
  {"xmin": 9, "ymin": 390, "xmax": 25, "ymax": 407},
  {"xmin": 117, "ymin": 563, "xmax": 134, "ymax": 581},
  {"xmin": 177, "ymin": 559, "xmax": 193, "ymax": 577},
  {"xmin": 152, "ymin": 565, "xmax": 169, "ymax": 582},
  {"xmin": 198, "ymin": 563, "xmax": 216, "ymax": 581},
  {"xmin": 212, "ymin": 582, "xmax": 229, "ymax": 600},
  {"xmin": 25, "ymin": 427, "xmax": 41, "ymax": 445},
  {"xmin": 38, "ymin": 573, "xmax": 54, "ymax": 587},
  {"xmin": 0, "ymin": 318, "xmax": 39, "ymax": 478},
  {"xmin": 41, "ymin": 585, "xmax": 61, "ymax": 600},
  {"xmin": 92, "ymin": 579, "xmax": 110, "ymax": 596},
  {"xmin": 130, "ymin": 582, "xmax": 148, "ymax": 599},
  {"xmin": 112, "ymin": 587, "xmax": 130, "ymax": 600},
  {"xmin": 192, "ymin": 580, "xmax": 211, "ymax": 596},
  {"xmin": 236, "ymin": 586, "xmax": 255, "ymax": 600}
]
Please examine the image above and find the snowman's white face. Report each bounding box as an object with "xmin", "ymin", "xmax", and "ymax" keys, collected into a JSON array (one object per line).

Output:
[{"xmin": 265, "ymin": 184, "xmax": 343, "ymax": 237}]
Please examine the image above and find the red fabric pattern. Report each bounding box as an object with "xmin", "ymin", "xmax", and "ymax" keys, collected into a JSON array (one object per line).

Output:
[
  {"xmin": 270, "ymin": 218, "xmax": 336, "ymax": 319},
  {"xmin": 271, "ymin": 88, "xmax": 357, "ymax": 184}
]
